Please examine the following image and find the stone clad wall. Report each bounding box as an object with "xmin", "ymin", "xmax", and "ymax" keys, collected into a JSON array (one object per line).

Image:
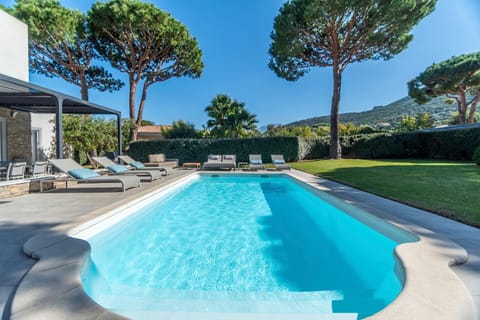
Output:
[
  {"xmin": 0, "ymin": 107, "xmax": 32, "ymax": 163},
  {"xmin": 0, "ymin": 180, "xmax": 72, "ymax": 199}
]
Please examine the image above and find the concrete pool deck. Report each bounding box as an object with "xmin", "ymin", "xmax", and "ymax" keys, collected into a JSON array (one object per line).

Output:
[{"xmin": 0, "ymin": 169, "xmax": 478, "ymax": 319}]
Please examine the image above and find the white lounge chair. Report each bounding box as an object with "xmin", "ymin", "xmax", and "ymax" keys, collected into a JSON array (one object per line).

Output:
[
  {"xmin": 202, "ymin": 154, "xmax": 236, "ymax": 170},
  {"xmin": 221, "ymin": 155, "xmax": 236, "ymax": 170},
  {"xmin": 271, "ymin": 154, "xmax": 291, "ymax": 170},
  {"xmin": 202, "ymin": 154, "xmax": 223, "ymax": 170},
  {"xmin": 92, "ymin": 156, "xmax": 162, "ymax": 182},
  {"xmin": 49, "ymin": 158, "xmax": 140, "ymax": 192},
  {"xmin": 248, "ymin": 154, "xmax": 265, "ymax": 170}
]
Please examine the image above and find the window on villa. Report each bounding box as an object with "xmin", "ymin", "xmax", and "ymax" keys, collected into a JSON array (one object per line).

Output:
[{"xmin": 31, "ymin": 128, "xmax": 41, "ymax": 161}]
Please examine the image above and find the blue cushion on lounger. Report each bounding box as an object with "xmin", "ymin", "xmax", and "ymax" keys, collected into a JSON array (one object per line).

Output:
[
  {"xmin": 68, "ymin": 168, "xmax": 101, "ymax": 179},
  {"xmin": 273, "ymin": 159, "xmax": 285, "ymax": 164},
  {"xmin": 130, "ymin": 161, "xmax": 145, "ymax": 169},
  {"xmin": 107, "ymin": 164, "xmax": 129, "ymax": 173},
  {"xmin": 250, "ymin": 159, "xmax": 262, "ymax": 165}
]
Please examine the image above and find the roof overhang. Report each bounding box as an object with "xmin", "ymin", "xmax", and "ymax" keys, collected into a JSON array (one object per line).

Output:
[
  {"xmin": 0, "ymin": 73, "xmax": 120, "ymax": 116},
  {"xmin": 0, "ymin": 73, "xmax": 122, "ymax": 158}
]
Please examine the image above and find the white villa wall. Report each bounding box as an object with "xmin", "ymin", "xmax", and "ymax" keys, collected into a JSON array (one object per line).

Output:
[
  {"xmin": 0, "ymin": 9, "xmax": 55, "ymax": 161},
  {"xmin": 0, "ymin": 9, "xmax": 28, "ymax": 81}
]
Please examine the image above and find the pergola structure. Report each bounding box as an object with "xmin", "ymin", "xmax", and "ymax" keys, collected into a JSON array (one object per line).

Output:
[{"xmin": 0, "ymin": 73, "xmax": 122, "ymax": 158}]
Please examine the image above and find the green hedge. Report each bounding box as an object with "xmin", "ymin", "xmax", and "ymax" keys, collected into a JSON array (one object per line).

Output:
[
  {"xmin": 129, "ymin": 137, "xmax": 304, "ymax": 164},
  {"xmin": 344, "ymin": 127, "xmax": 480, "ymax": 160},
  {"xmin": 342, "ymin": 133, "xmax": 422, "ymax": 159},
  {"xmin": 473, "ymin": 147, "xmax": 480, "ymax": 165},
  {"xmin": 128, "ymin": 126, "xmax": 480, "ymax": 163}
]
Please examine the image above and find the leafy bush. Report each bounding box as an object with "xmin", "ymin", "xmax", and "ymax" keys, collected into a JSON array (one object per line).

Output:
[
  {"xmin": 298, "ymin": 137, "xmax": 329, "ymax": 160},
  {"xmin": 162, "ymin": 120, "xmax": 199, "ymax": 139},
  {"xmin": 473, "ymin": 147, "xmax": 480, "ymax": 165}
]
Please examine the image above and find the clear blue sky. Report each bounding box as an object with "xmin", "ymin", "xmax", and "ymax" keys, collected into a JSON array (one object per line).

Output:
[{"xmin": 2, "ymin": 0, "xmax": 480, "ymax": 128}]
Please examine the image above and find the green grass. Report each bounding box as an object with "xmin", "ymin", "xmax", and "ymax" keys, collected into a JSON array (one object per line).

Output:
[{"xmin": 291, "ymin": 159, "xmax": 480, "ymax": 227}]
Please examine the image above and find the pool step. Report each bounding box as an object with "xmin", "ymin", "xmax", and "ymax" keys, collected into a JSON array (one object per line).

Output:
[
  {"xmin": 96, "ymin": 289, "xmax": 356, "ymax": 318},
  {"xmin": 114, "ymin": 310, "xmax": 358, "ymax": 320},
  {"xmin": 333, "ymin": 297, "xmax": 386, "ymax": 318}
]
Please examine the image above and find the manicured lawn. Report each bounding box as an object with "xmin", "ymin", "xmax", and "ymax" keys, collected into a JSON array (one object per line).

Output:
[{"xmin": 291, "ymin": 159, "xmax": 480, "ymax": 227}]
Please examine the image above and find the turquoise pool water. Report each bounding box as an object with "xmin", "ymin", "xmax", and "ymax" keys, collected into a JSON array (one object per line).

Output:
[{"xmin": 80, "ymin": 174, "xmax": 416, "ymax": 319}]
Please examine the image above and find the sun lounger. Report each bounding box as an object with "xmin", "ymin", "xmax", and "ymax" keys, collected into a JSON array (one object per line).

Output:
[
  {"xmin": 202, "ymin": 154, "xmax": 236, "ymax": 170},
  {"xmin": 248, "ymin": 154, "xmax": 265, "ymax": 170},
  {"xmin": 271, "ymin": 154, "xmax": 291, "ymax": 170},
  {"xmin": 49, "ymin": 158, "xmax": 140, "ymax": 192},
  {"xmin": 118, "ymin": 155, "xmax": 171, "ymax": 175},
  {"xmin": 92, "ymin": 157, "xmax": 162, "ymax": 182}
]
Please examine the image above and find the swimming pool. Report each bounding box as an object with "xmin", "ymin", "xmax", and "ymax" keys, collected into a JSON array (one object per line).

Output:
[{"xmin": 77, "ymin": 174, "xmax": 416, "ymax": 319}]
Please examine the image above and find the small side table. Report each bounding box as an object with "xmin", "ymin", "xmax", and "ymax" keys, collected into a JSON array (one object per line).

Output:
[
  {"xmin": 237, "ymin": 162, "xmax": 249, "ymax": 169},
  {"xmin": 182, "ymin": 162, "xmax": 201, "ymax": 169}
]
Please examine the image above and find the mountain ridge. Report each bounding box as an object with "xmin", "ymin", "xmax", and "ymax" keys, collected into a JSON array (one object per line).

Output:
[{"xmin": 286, "ymin": 96, "xmax": 455, "ymax": 128}]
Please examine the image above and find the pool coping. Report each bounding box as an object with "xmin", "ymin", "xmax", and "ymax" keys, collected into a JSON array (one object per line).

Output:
[{"xmin": 10, "ymin": 169, "xmax": 476, "ymax": 320}]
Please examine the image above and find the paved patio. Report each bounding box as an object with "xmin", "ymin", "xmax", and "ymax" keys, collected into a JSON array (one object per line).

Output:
[{"xmin": 0, "ymin": 169, "xmax": 478, "ymax": 319}]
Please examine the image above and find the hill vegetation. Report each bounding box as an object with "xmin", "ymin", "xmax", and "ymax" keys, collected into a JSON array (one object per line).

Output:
[{"xmin": 287, "ymin": 96, "xmax": 456, "ymax": 129}]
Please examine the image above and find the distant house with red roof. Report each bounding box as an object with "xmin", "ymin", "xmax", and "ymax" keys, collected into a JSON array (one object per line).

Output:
[{"xmin": 137, "ymin": 125, "xmax": 172, "ymax": 140}]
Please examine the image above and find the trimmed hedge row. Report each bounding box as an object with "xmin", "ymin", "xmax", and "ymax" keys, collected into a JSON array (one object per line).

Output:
[
  {"xmin": 128, "ymin": 127, "xmax": 480, "ymax": 163},
  {"xmin": 344, "ymin": 127, "xmax": 480, "ymax": 160},
  {"xmin": 129, "ymin": 137, "xmax": 303, "ymax": 164},
  {"xmin": 474, "ymin": 147, "xmax": 480, "ymax": 165}
]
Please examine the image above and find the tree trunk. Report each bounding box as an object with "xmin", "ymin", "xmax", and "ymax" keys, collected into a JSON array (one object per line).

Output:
[
  {"xmin": 80, "ymin": 75, "xmax": 89, "ymax": 101},
  {"xmin": 135, "ymin": 81, "xmax": 149, "ymax": 136},
  {"xmin": 329, "ymin": 64, "xmax": 342, "ymax": 159},
  {"xmin": 458, "ymin": 91, "xmax": 467, "ymax": 124},
  {"xmin": 467, "ymin": 90, "xmax": 480, "ymax": 123},
  {"xmin": 128, "ymin": 74, "xmax": 138, "ymax": 141},
  {"xmin": 130, "ymin": 126, "xmax": 138, "ymax": 142}
]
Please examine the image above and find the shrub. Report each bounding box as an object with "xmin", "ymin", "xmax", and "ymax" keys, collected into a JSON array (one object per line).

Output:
[
  {"xmin": 298, "ymin": 137, "xmax": 329, "ymax": 160},
  {"xmin": 473, "ymin": 147, "xmax": 480, "ymax": 165}
]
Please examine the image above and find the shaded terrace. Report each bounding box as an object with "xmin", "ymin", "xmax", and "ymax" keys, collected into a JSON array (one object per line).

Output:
[{"xmin": 0, "ymin": 73, "xmax": 122, "ymax": 159}]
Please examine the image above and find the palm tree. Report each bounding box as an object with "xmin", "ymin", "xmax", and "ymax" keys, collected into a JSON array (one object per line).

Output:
[
  {"xmin": 205, "ymin": 94, "xmax": 258, "ymax": 138},
  {"xmin": 205, "ymin": 94, "xmax": 231, "ymax": 137},
  {"xmin": 227, "ymin": 106, "xmax": 258, "ymax": 138}
]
